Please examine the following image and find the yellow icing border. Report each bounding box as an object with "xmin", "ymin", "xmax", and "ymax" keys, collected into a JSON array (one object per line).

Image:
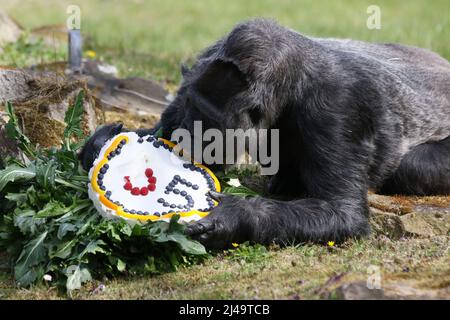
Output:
[{"xmin": 90, "ymin": 134, "xmax": 221, "ymax": 222}]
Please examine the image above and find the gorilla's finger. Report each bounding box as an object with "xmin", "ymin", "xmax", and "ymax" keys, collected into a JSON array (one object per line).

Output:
[
  {"xmin": 207, "ymin": 191, "xmax": 227, "ymax": 202},
  {"xmin": 185, "ymin": 220, "xmax": 215, "ymax": 236}
]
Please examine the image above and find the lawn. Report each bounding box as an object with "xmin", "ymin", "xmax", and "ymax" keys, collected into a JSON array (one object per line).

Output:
[
  {"xmin": 1, "ymin": 0, "xmax": 449, "ymax": 299},
  {"xmin": 4, "ymin": 0, "xmax": 450, "ymax": 83}
]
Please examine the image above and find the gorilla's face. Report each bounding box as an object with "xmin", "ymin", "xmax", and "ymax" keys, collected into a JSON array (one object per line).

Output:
[{"xmin": 160, "ymin": 58, "xmax": 270, "ymax": 169}]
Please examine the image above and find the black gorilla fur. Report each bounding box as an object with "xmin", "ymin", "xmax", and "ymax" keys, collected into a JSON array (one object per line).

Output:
[{"xmin": 80, "ymin": 19, "xmax": 450, "ymax": 249}]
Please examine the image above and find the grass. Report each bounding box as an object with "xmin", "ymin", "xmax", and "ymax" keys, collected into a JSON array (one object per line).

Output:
[
  {"xmin": 1, "ymin": 236, "xmax": 448, "ymax": 299},
  {"xmin": 1, "ymin": 0, "xmax": 449, "ymax": 299},
  {"xmin": 3, "ymin": 0, "xmax": 450, "ymax": 84}
]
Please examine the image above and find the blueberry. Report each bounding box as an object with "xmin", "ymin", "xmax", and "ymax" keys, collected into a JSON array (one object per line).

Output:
[
  {"xmin": 174, "ymin": 175, "xmax": 181, "ymax": 180},
  {"xmin": 97, "ymin": 180, "xmax": 103, "ymax": 186},
  {"xmin": 137, "ymin": 210, "xmax": 143, "ymax": 215},
  {"xmin": 192, "ymin": 185, "xmax": 199, "ymax": 190},
  {"xmin": 105, "ymin": 191, "xmax": 112, "ymax": 197},
  {"xmin": 131, "ymin": 209, "xmax": 136, "ymax": 214},
  {"xmin": 173, "ymin": 189, "xmax": 180, "ymax": 194},
  {"xmin": 147, "ymin": 137, "xmax": 154, "ymax": 142},
  {"xmin": 115, "ymin": 149, "xmax": 121, "ymax": 155},
  {"xmin": 120, "ymin": 139, "xmax": 126, "ymax": 145},
  {"xmin": 170, "ymin": 204, "xmax": 176, "ymax": 209},
  {"xmin": 107, "ymin": 155, "xmax": 112, "ymax": 160},
  {"xmin": 180, "ymin": 191, "xmax": 187, "ymax": 196},
  {"xmin": 138, "ymin": 137, "xmax": 144, "ymax": 143},
  {"xmin": 153, "ymin": 141, "xmax": 160, "ymax": 148},
  {"xmin": 163, "ymin": 202, "xmax": 170, "ymax": 207},
  {"xmin": 183, "ymin": 163, "xmax": 190, "ymax": 168},
  {"xmin": 104, "ymin": 164, "xmax": 109, "ymax": 169},
  {"xmin": 100, "ymin": 167, "xmax": 107, "ymax": 174},
  {"xmin": 164, "ymin": 190, "xmax": 170, "ymax": 194},
  {"xmin": 157, "ymin": 198, "xmax": 165, "ymax": 203},
  {"xmin": 186, "ymin": 182, "xmax": 192, "ymax": 187},
  {"xmin": 181, "ymin": 179, "xmax": 187, "ymax": 185},
  {"xmin": 154, "ymin": 212, "xmax": 161, "ymax": 217},
  {"xmin": 177, "ymin": 204, "xmax": 184, "ymax": 209}
]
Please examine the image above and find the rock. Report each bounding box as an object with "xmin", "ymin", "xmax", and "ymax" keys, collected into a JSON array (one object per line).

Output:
[
  {"xmin": 399, "ymin": 211, "xmax": 450, "ymax": 237},
  {"xmin": 332, "ymin": 280, "xmax": 450, "ymax": 300},
  {"xmin": 0, "ymin": 69, "xmax": 33, "ymax": 103},
  {"xmin": 369, "ymin": 208, "xmax": 404, "ymax": 239},
  {"xmin": 82, "ymin": 60, "xmax": 168, "ymax": 117},
  {"xmin": 28, "ymin": 60, "xmax": 169, "ymax": 130},
  {"xmin": 369, "ymin": 193, "xmax": 450, "ymax": 238},
  {"xmin": 368, "ymin": 193, "xmax": 412, "ymax": 215},
  {"xmin": 0, "ymin": 11, "xmax": 23, "ymax": 47},
  {"xmin": 333, "ymin": 281, "xmax": 386, "ymax": 300},
  {"xmin": 0, "ymin": 69, "xmax": 101, "ymax": 148}
]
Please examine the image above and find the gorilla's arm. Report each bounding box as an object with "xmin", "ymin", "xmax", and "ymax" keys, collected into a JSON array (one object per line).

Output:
[{"xmin": 185, "ymin": 106, "xmax": 371, "ymax": 248}]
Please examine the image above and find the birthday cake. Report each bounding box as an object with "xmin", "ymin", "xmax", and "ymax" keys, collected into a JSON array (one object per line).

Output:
[{"xmin": 88, "ymin": 132, "xmax": 220, "ymax": 224}]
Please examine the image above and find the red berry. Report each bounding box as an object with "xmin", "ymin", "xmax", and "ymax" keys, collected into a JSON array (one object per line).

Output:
[
  {"xmin": 148, "ymin": 184, "xmax": 156, "ymax": 191},
  {"xmin": 124, "ymin": 176, "xmax": 130, "ymax": 181},
  {"xmin": 148, "ymin": 176, "xmax": 156, "ymax": 184},
  {"xmin": 124, "ymin": 182, "xmax": 132, "ymax": 190},
  {"xmin": 140, "ymin": 187, "xmax": 149, "ymax": 195},
  {"xmin": 131, "ymin": 187, "xmax": 140, "ymax": 195},
  {"xmin": 145, "ymin": 168, "xmax": 153, "ymax": 178}
]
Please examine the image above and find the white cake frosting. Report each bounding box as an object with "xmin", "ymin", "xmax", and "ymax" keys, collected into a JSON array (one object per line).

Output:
[{"xmin": 88, "ymin": 132, "xmax": 220, "ymax": 224}]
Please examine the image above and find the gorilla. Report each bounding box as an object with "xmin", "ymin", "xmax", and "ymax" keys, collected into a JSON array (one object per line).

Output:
[{"xmin": 80, "ymin": 19, "xmax": 450, "ymax": 249}]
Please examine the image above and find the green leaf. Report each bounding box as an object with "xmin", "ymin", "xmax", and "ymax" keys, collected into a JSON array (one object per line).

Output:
[
  {"xmin": 35, "ymin": 160, "xmax": 56, "ymax": 190},
  {"xmin": 117, "ymin": 258, "xmax": 126, "ymax": 272},
  {"xmin": 35, "ymin": 201, "xmax": 68, "ymax": 218},
  {"xmin": 153, "ymin": 127, "xmax": 163, "ymax": 138},
  {"xmin": 66, "ymin": 265, "xmax": 92, "ymax": 292},
  {"xmin": 5, "ymin": 192, "xmax": 28, "ymax": 205},
  {"xmin": 222, "ymin": 185, "xmax": 259, "ymax": 198},
  {"xmin": 0, "ymin": 166, "xmax": 36, "ymax": 192},
  {"xmin": 13, "ymin": 209, "xmax": 45, "ymax": 236},
  {"xmin": 57, "ymin": 223, "xmax": 77, "ymax": 239},
  {"xmin": 14, "ymin": 231, "xmax": 48, "ymax": 286},
  {"xmin": 63, "ymin": 90, "xmax": 85, "ymax": 150},
  {"xmin": 154, "ymin": 232, "xmax": 206, "ymax": 255},
  {"xmin": 78, "ymin": 240, "xmax": 107, "ymax": 259},
  {"xmin": 4, "ymin": 101, "xmax": 35, "ymax": 157},
  {"xmin": 51, "ymin": 239, "xmax": 77, "ymax": 259}
]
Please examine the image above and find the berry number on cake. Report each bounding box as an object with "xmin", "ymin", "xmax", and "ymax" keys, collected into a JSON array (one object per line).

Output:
[{"xmin": 88, "ymin": 132, "xmax": 221, "ymax": 223}]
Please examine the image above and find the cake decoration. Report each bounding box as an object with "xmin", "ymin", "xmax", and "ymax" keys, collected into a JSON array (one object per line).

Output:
[{"xmin": 88, "ymin": 132, "xmax": 221, "ymax": 224}]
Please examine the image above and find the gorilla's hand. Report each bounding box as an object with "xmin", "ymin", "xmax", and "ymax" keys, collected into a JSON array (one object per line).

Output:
[
  {"xmin": 185, "ymin": 192, "xmax": 262, "ymax": 250},
  {"xmin": 78, "ymin": 123, "xmax": 124, "ymax": 171}
]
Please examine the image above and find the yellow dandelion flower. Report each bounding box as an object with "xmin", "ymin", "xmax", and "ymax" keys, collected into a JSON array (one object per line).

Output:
[
  {"xmin": 85, "ymin": 50, "xmax": 97, "ymax": 59},
  {"xmin": 232, "ymin": 243, "xmax": 239, "ymax": 248},
  {"xmin": 327, "ymin": 241, "xmax": 335, "ymax": 247}
]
